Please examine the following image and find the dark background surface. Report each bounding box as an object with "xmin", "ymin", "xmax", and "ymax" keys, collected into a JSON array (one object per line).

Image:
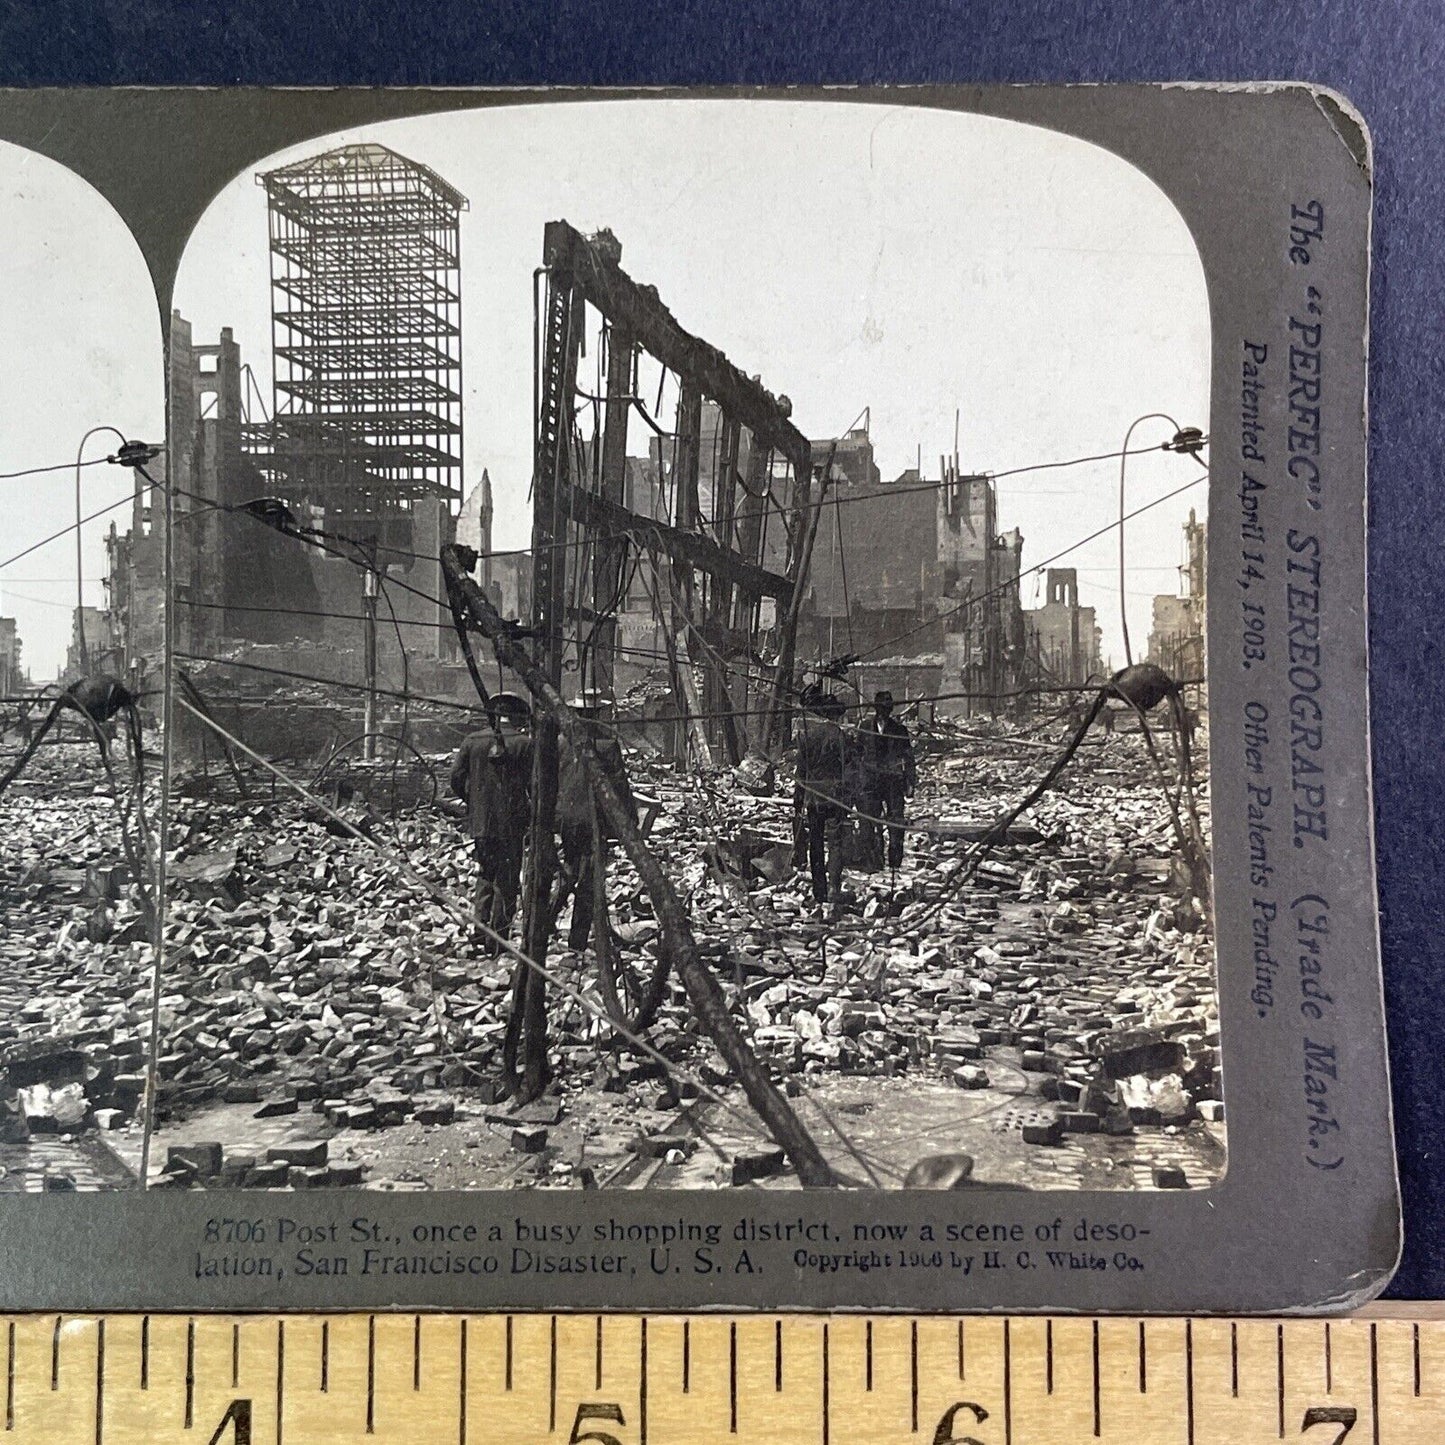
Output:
[{"xmin": 0, "ymin": 0, "xmax": 1439, "ymax": 1300}]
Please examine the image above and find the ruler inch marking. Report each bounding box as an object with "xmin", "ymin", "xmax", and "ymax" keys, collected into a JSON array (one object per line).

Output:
[
  {"xmin": 184, "ymin": 1323, "xmax": 196, "ymax": 1433},
  {"xmin": 1092, "ymin": 1319, "xmax": 1100, "ymax": 1438},
  {"xmin": 141, "ymin": 1316, "xmax": 149, "ymax": 1392},
  {"xmin": 907, "ymin": 1323, "xmax": 919, "ymax": 1433},
  {"xmin": 459, "ymin": 1318, "xmax": 468, "ymax": 1445},
  {"xmin": 1230, "ymin": 1321, "xmax": 1238, "ymax": 1397},
  {"xmin": 775, "ymin": 1320, "xmax": 782, "ymax": 1393},
  {"xmin": 94, "ymin": 1319, "xmax": 104, "ymax": 1445},
  {"xmin": 911, "ymin": 1319, "xmax": 919, "ymax": 1434},
  {"xmin": 1325, "ymin": 1320, "xmax": 1332, "ymax": 1394},
  {"xmin": 730, "ymin": 1322, "xmax": 738, "ymax": 1435},
  {"xmin": 639, "ymin": 1317, "xmax": 648, "ymax": 1445},
  {"xmin": 1185, "ymin": 1319, "xmax": 1195, "ymax": 1445},
  {"xmin": 865, "ymin": 1321, "xmax": 873, "ymax": 1392},
  {"xmin": 276, "ymin": 1320, "xmax": 285, "ymax": 1445},
  {"xmin": 1370, "ymin": 1321, "xmax": 1380, "ymax": 1445},
  {"xmin": 505, "ymin": 1316, "xmax": 513, "ymax": 1391},
  {"xmin": 230, "ymin": 1322, "xmax": 238, "ymax": 1391},
  {"xmin": 413, "ymin": 1314, "xmax": 421, "ymax": 1392},
  {"xmin": 682, "ymin": 1321, "xmax": 690, "ymax": 1393},
  {"xmin": 1046, "ymin": 1319, "xmax": 1054, "ymax": 1394},
  {"xmin": 50, "ymin": 1316, "xmax": 60, "ymax": 1393},
  {"xmin": 821, "ymin": 1322, "xmax": 829, "ymax": 1445},
  {"xmin": 549, "ymin": 1314, "xmax": 557, "ymax": 1434},
  {"xmin": 595, "ymin": 1315, "xmax": 602, "ymax": 1392},
  {"xmin": 1277, "ymin": 1323, "xmax": 1285, "ymax": 1439},
  {"xmin": 1138, "ymin": 1320, "xmax": 1146, "ymax": 1394},
  {"xmin": 366, "ymin": 1314, "xmax": 375, "ymax": 1434},
  {"xmin": 320, "ymin": 1320, "xmax": 329, "ymax": 1394},
  {"xmin": 1414, "ymin": 1321, "xmax": 1421, "ymax": 1397},
  {"xmin": 5, "ymin": 1319, "xmax": 13, "ymax": 1431},
  {"xmin": 1003, "ymin": 1319, "xmax": 1012, "ymax": 1445}
]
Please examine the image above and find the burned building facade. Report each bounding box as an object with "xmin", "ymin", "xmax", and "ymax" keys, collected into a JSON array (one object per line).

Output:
[
  {"xmin": 935, "ymin": 463, "xmax": 1028, "ymax": 714},
  {"xmin": 0, "ymin": 617, "xmax": 23, "ymax": 694},
  {"xmin": 1024, "ymin": 568, "xmax": 1104, "ymax": 686},
  {"xmin": 105, "ymin": 146, "xmax": 476, "ymax": 732},
  {"xmin": 802, "ymin": 429, "xmax": 942, "ymax": 662},
  {"xmin": 1148, "ymin": 507, "xmax": 1207, "ymax": 690}
]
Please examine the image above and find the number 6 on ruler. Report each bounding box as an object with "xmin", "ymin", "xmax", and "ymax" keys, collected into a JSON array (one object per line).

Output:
[{"xmin": 931, "ymin": 1401, "xmax": 989, "ymax": 1445}]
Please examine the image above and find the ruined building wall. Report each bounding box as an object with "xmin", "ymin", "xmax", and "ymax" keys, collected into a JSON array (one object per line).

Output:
[
  {"xmin": 1025, "ymin": 567, "xmax": 1104, "ymax": 685},
  {"xmin": 803, "ymin": 461, "xmax": 941, "ymax": 661},
  {"xmin": 0, "ymin": 618, "xmax": 20, "ymax": 694},
  {"xmin": 936, "ymin": 470, "xmax": 1010, "ymax": 715},
  {"xmin": 1147, "ymin": 508, "xmax": 1207, "ymax": 686}
]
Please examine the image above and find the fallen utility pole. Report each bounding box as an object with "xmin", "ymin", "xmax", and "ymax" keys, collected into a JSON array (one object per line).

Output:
[
  {"xmin": 763, "ymin": 441, "xmax": 837, "ymax": 753},
  {"xmin": 442, "ymin": 542, "xmax": 836, "ymax": 1188}
]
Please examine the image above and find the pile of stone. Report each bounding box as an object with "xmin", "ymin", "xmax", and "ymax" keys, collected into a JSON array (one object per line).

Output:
[{"xmin": 0, "ymin": 719, "xmax": 1218, "ymax": 1183}]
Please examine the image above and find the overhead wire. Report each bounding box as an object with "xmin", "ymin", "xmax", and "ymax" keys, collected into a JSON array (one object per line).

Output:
[
  {"xmin": 718, "ymin": 435, "xmax": 1209, "ymax": 533},
  {"xmin": 0, "ymin": 456, "xmax": 116, "ymax": 482},
  {"xmin": 855, "ymin": 468, "xmax": 1209, "ymax": 662}
]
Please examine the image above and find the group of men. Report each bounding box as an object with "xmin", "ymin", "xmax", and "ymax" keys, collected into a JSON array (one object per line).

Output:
[
  {"xmin": 793, "ymin": 687, "xmax": 918, "ymax": 910},
  {"xmin": 451, "ymin": 680, "xmax": 916, "ymax": 944},
  {"xmin": 448, "ymin": 690, "xmax": 634, "ymax": 954}
]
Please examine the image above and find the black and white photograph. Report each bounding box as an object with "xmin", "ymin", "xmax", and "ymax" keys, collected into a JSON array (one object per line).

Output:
[{"xmin": 1, "ymin": 99, "xmax": 1222, "ymax": 1196}]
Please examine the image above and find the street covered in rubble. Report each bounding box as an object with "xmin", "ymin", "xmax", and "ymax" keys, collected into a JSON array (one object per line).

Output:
[
  {"xmin": 0, "ymin": 113, "xmax": 1220, "ymax": 1197},
  {"xmin": 0, "ymin": 704, "xmax": 1220, "ymax": 1194}
]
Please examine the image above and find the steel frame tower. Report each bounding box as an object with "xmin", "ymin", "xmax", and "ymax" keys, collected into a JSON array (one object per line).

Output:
[{"xmin": 248, "ymin": 143, "xmax": 467, "ymax": 539}]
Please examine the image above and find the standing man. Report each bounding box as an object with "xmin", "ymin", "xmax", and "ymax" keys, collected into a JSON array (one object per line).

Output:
[
  {"xmin": 796, "ymin": 689, "xmax": 851, "ymax": 912},
  {"xmin": 555, "ymin": 690, "xmax": 636, "ymax": 950},
  {"xmin": 860, "ymin": 689, "xmax": 917, "ymax": 873},
  {"xmin": 450, "ymin": 692, "xmax": 532, "ymax": 952}
]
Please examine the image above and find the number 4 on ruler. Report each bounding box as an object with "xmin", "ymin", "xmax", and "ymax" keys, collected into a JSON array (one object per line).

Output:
[{"xmin": 205, "ymin": 1398, "xmax": 252, "ymax": 1445}]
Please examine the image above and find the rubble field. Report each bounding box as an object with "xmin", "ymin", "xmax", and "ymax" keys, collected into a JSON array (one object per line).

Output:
[{"xmin": 0, "ymin": 718, "xmax": 1220, "ymax": 1193}]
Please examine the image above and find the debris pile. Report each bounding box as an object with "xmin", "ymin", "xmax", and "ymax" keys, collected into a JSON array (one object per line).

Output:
[{"xmin": 0, "ymin": 720, "xmax": 1219, "ymax": 1190}]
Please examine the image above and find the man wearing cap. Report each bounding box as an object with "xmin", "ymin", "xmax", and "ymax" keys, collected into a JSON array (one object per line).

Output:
[
  {"xmin": 796, "ymin": 689, "xmax": 851, "ymax": 911},
  {"xmin": 450, "ymin": 692, "xmax": 533, "ymax": 952},
  {"xmin": 555, "ymin": 690, "xmax": 636, "ymax": 951},
  {"xmin": 859, "ymin": 689, "xmax": 917, "ymax": 872}
]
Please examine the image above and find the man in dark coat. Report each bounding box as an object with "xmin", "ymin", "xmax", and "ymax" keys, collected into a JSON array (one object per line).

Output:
[
  {"xmin": 450, "ymin": 692, "xmax": 532, "ymax": 951},
  {"xmin": 796, "ymin": 689, "xmax": 851, "ymax": 908},
  {"xmin": 555, "ymin": 691, "xmax": 636, "ymax": 950},
  {"xmin": 859, "ymin": 689, "xmax": 917, "ymax": 872}
]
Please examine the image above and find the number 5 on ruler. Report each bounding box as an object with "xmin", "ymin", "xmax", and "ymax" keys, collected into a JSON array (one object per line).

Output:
[{"xmin": 569, "ymin": 1402, "xmax": 627, "ymax": 1445}]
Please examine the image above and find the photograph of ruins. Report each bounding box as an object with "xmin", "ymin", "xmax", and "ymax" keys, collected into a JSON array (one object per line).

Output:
[{"xmin": 0, "ymin": 102, "xmax": 1218, "ymax": 1193}]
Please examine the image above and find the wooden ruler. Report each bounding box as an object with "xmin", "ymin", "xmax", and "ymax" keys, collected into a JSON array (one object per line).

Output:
[{"xmin": 1, "ymin": 1313, "xmax": 1440, "ymax": 1443}]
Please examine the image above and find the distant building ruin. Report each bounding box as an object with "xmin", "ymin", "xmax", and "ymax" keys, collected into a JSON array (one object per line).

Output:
[
  {"xmin": 1148, "ymin": 507, "xmax": 1206, "ymax": 687},
  {"xmin": 0, "ymin": 617, "xmax": 22, "ymax": 694},
  {"xmin": 1024, "ymin": 568, "xmax": 1104, "ymax": 687},
  {"xmin": 102, "ymin": 144, "xmax": 479, "ymax": 759}
]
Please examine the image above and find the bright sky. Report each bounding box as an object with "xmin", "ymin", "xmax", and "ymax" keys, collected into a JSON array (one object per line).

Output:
[
  {"xmin": 0, "ymin": 140, "xmax": 163, "ymax": 680},
  {"xmin": 2, "ymin": 99, "xmax": 1209, "ymax": 678}
]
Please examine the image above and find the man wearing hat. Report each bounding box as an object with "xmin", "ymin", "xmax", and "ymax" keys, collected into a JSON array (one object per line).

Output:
[
  {"xmin": 555, "ymin": 690, "xmax": 636, "ymax": 950},
  {"xmin": 450, "ymin": 692, "xmax": 533, "ymax": 951},
  {"xmin": 796, "ymin": 688, "xmax": 851, "ymax": 910},
  {"xmin": 859, "ymin": 688, "xmax": 917, "ymax": 872}
]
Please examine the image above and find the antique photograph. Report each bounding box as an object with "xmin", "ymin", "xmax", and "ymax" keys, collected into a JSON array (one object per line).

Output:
[{"xmin": 1, "ymin": 99, "xmax": 1220, "ymax": 1194}]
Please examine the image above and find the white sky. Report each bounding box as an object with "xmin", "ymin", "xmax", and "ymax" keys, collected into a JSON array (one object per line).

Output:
[
  {"xmin": 0, "ymin": 141, "xmax": 164, "ymax": 680},
  {"xmin": 2, "ymin": 99, "xmax": 1209, "ymax": 678}
]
